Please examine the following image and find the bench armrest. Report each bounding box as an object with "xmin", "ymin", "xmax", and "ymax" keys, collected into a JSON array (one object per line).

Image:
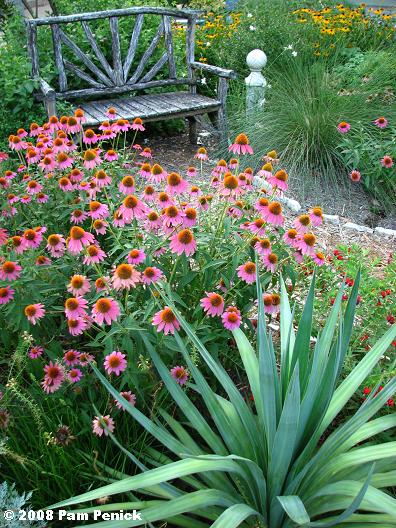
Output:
[
  {"xmin": 189, "ymin": 61, "xmax": 236, "ymax": 80},
  {"xmin": 37, "ymin": 77, "xmax": 56, "ymax": 98}
]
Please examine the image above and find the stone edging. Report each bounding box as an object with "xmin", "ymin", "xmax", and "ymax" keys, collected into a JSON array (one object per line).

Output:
[{"xmin": 253, "ymin": 176, "xmax": 396, "ymax": 239}]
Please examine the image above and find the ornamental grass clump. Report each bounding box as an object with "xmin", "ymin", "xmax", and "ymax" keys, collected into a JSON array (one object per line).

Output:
[{"xmin": 50, "ymin": 271, "xmax": 396, "ymax": 527}]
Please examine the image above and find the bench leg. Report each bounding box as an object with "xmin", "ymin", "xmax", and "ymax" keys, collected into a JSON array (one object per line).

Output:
[
  {"xmin": 44, "ymin": 96, "xmax": 57, "ymax": 118},
  {"xmin": 187, "ymin": 116, "xmax": 198, "ymax": 145},
  {"xmin": 209, "ymin": 109, "xmax": 227, "ymax": 144}
]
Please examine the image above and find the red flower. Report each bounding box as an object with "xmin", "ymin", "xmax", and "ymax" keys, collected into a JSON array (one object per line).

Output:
[
  {"xmin": 356, "ymin": 295, "xmax": 362, "ymax": 305},
  {"xmin": 363, "ymin": 387, "xmax": 371, "ymax": 395},
  {"xmin": 387, "ymin": 399, "xmax": 394, "ymax": 407},
  {"xmin": 387, "ymin": 314, "xmax": 395, "ymax": 325}
]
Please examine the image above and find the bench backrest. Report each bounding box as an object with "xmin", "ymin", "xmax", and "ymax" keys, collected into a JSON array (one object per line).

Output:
[{"xmin": 26, "ymin": 7, "xmax": 202, "ymax": 100}]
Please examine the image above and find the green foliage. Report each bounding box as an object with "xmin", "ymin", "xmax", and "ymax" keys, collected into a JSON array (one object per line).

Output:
[
  {"xmin": 0, "ymin": 481, "xmax": 46, "ymax": 527},
  {"xmin": 51, "ymin": 272, "xmax": 396, "ymax": 526}
]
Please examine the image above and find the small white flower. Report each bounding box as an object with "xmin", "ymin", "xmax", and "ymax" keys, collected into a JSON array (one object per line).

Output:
[
  {"xmin": 249, "ymin": 25, "xmax": 256, "ymax": 31},
  {"xmin": 267, "ymin": 83, "xmax": 272, "ymax": 89},
  {"xmin": 247, "ymin": 12, "xmax": 253, "ymax": 18},
  {"xmin": 205, "ymin": 41, "xmax": 211, "ymax": 47},
  {"xmin": 292, "ymin": 51, "xmax": 298, "ymax": 57},
  {"xmin": 200, "ymin": 77, "xmax": 207, "ymax": 85},
  {"xmin": 284, "ymin": 44, "xmax": 293, "ymax": 50}
]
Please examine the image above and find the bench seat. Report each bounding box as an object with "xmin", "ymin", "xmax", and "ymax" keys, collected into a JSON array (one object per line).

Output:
[{"xmin": 79, "ymin": 92, "xmax": 222, "ymax": 127}]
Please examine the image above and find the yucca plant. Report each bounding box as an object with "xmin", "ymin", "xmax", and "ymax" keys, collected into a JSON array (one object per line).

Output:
[{"xmin": 50, "ymin": 270, "xmax": 396, "ymax": 527}]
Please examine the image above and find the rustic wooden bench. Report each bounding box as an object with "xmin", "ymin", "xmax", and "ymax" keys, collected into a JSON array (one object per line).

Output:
[{"xmin": 25, "ymin": 7, "xmax": 237, "ymax": 143}]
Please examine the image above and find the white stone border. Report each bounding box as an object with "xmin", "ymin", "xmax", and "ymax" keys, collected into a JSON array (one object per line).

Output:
[{"xmin": 253, "ymin": 176, "xmax": 396, "ymax": 239}]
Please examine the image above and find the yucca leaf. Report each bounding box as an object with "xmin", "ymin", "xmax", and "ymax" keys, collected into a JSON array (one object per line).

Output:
[
  {"xmin": 280, "ymin": 275, "xmax": 295, "ymax": 394},
  {"xmin": 277, "ymin": 495, "xmax": 310, "ymax": 525},
  {"xmin": 323, "ymin": 323, "xmax": 396, "ymax": 433},
  {"xmin": 210, "ymin": 504, "xmax": 263, "ymax": 527}
]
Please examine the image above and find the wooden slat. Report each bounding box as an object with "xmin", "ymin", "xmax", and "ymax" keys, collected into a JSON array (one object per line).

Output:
[
  {"xmin": 139, "ymin": 53, "xmax": 168, "ymax": 84},
  {"xmin": 79, "ymin": 103, "xmax": 110, "ymax": 122},
  {"xmin": 111, "ymin": 98, "xmax": 158, "ymax": 118},
  {"xmin": 30, "ymin": 7, "xmax": 204, "ymax": 26},
  {"xmin": 26, "ymin": 22, "xmax": 40, "ymax": 77},
  {"xmin": 190, "ymin": 61, "xmax": 236, "ymax": 79},
  {"xmin": 109, "ymin": 17, "xmax": 123, "ymax": 86},
  {"xmin": 186, "ymin": 16, "xmax": 197, "ymax": 94},
  {"xmin": 81, "ymin": 20, "xmax": 115, "ymax": 82},
  {"xmin": 56, "ymin": 78, "xmax": 192, "ymax": 100},
  {"xmin": 128, "ymin": 19, "xmax": 164, "ymax": 85},
  {"xmin": 64, "ymin": 60, "xmax": 106, "ymax": 88},
  {"xmin": 163, "ymin": 15, "xmax": 176, "ymax": 79},
  {"xmin": 58, "ymin": 28, "xmax": 113, "ymax": 87},
  {"xmin": 136, "ymin": 93, "xmax": 188, "ymax": 113},
  {"xmin": 123, "ymin": 13, "xmax": 144, "ymax": 82},
  {"xmin": 51, "ymin": 24, "xmax": 67, "ymax": 92}
]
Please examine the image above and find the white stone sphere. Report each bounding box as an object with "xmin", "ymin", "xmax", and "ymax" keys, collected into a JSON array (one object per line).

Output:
[{"xmin": 246, "ymin": 49, "xmax": 267, "ymax": 71}]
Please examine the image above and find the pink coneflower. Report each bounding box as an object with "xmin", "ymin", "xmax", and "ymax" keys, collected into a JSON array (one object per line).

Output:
[
  {"xmin": 26, "ymin": 148, "xmax": 41, "ymax": 164},
  {"xmin": 92, "ymin": 219, "xmax": 107, "ymax": 236},
  {"xmin": 120, "ymin": 195, "xmax": 147, "ymax": 221},
  {"xmin": 283, "ymin": 229, "xmax": 299, "ymax": 247},
  {"xmin": 119, "ymin": 175, "xmax": 135, "ymax": 195},
  {"xmin": 64, "ymin": 296, "xmax": 89, "ymax": 320},
  {"xmin": 63, "ymin": 349, "xmax": 81, "ymax": 366},
  {"xmin": 0, "ymin": 286, "xmax": 14, "ymax": 305},
  {"xmin": 77, "ymin": 352, "xmax": 94, "ymax": 366},
  {"xmin": 83, "ymin": 149, "xmax": 102, "ymax": 169},
  {"xmin": 67, "ymin": 368, "xmax": 83, "ymax": 383},
  {"xmin": 104, "ymin": 351, "xmax": 127, "ymax": 376},
  {"xmin": 309, "ymin": 207, "xmax": 323, "ymax": 226},
  {"xmin": 133, "ymin": 143, "xmax": 142, "ymax": 151},
  {"xmin": 139, "ymin": 162, "xmax": 152, "ymax": 178},
  {"xmin": 157, "ymin": 192, "xmax": 173, "ymax": 209},
  {"xmin": 28, "ymin": 345, "xmax": 44, "ymax": 359},
  {"xmin": 189, "ymin": 185, "xmax": 201, "ymax": 197},
  {"xmin": 46, "ymin": 234, "xmax": 66, "ymax": 258},
  {"xmin": 131, "ymin": 117, "xmax": 145, "ymax": 131},
  {"xmin": 263, "ymin": 293, "xmax": 276, "ymax": 314},
  {"xmin": 263, "ymin": 202, "xmax": 284, "ymax": 226},
  {"xmin": 166, "ymin": 172, "xmax": 189, "ymax": 195},
  {"xmin": 0, "ymin": 228, "xmax": 8, "ymax": 245},
  {"xmin": 100, "ymin": 128, "xmax": 116, "ymax": 140},
  {"xmin": 56, "ymin": 152, "xmax": 74, "ymax": 170},
  {"xmin": 294, "ymin": 214, "xmax": 311, "ymax": 233},
  {"xmin": 93, "ymin": 170, "xmax": 112, "ymax": 188},
  {"xmin": 127, "ymin": 249, "xmax": 146, "ymax": 265},
  {"xmin": 170, "ymin": 365, "xmax": 189, "ymax": 385},
  {"xmin": 0, "ymin": 261, "xmax": 22, "ymax": 281},
  {"xmin": 113, "ymin": 210, "xmax": 126, "ymax": 228},
  {"xmin": 194, "ymin": 147, "xmax": 208, "ymax": 161},
  {"xmin": 58, "ymin": 177, "xmax": 74, "ymax": 192},
  {"xmin": 200, "ymin": 292, "xmax": 224, "ymax": 317},
  {"xmin": 23, "ymin": 228, "xmax": 43, "ymax": 249},
  {"xmin": 313, "ymin": 252, "xmax": 326, "ymax": 266},
  {"xmin": 70, "ymin": 209, "xmax": 88, "ymax": 225},
  {"xmin": 42, "ymin": 361, "xmax": 64, "ymax": 393},
  {"xmin": 268, "ymin": 169, "xmax": 288, "ymax": 191},
  {"xmin": 142, "ymin": 185, "xmax": 156, "ymax": 202},
  {"xmin": 7, "ymin": 194, "xmax": 19, "ymax": 205},
  {"xmin": 112, "ymin": 264, "xmax": 140, "ymax": 290},
  {"xmin": 263, "ymin": 252, "xmax": 278, "ymax": 273},
  {"xmin": 36, "ymin": 192, "xmax": 49, "ymax": 203},
  {"xmin": 92, "ymin": 297, "xmax": 120, "ymax": 325},
  {"xmin": 381, "ymin": 156, "xmax": 393, "ymax": 168},
  {"xmin": 248, "ymin": 218, "xmax": 266, "ymax": 235},
  {"xmin": 9, "ymin": 135, "xmax": 28, "ymax": 151},
  {"xmin": 67, "ymin": 317, "xmax": 89, "ymax": 336},
  {"xmin": 106, "ymin": 107, "xmax": 117, "ymax": 120},
  {"xmin": 140, "ymin": 147, "xmax": 152, "ymax": 158},
  {"xmin": 26, "ymin": 180, "xmax": 42, "ymax": 195},
  {"xmin": 337, "ymin": 121, "xmax": 350, "ymax": 133},
  {"xmin": 115, "ymin": 390, "xmax": 136, "ymax": 410},
  {"xmin": 229, "ymin": 133, "xmax": 253, "ymax": 155},
  {"xmin": 20, "ymin": 195, "xmax": 32, "ymax": 204},
  {"xmin": 67, "ymin": 227, "xmax": 95, "ymax": 254},
  {"xmin": 35, "ymin": 255, "xmax": 51, "ymax": 266},
  {"xmin": 89, "ymin": 201, "xmax": 109, "ymax": 219},
  {"xmin": 29, "ymin": 122, "xmax": 42, "ymax": 136},
  {"xmin": 255, "ymin": 238, "xmax": 271, "ymax": 256},
  {"xmin": 221, "ymin": 174, "xmax": 240, "ymax": 197},
  {"xmin": 66, "ymin": 116, "xmax": 81, "ymax": 134},
  {"xmin": 67, "ymin": 275, "xmax": 90, "ymax": 296},
  {"xmin": 374, "ymin": 117, "xmax": 388, "ymax": 129},
  {"xmin": 350, "ymin": 170, "xmax": 361, "ymax": 182},
  {"xmin": 141, "ymin": 266, "xmax": 164, "ymax": 285},
  {"xmin": 152, "ymin": 306, "xmax": 180, "ymax": 335},
  {"xmin": 221, "ymin": 306, "xmax": 241, "ymax": 330},
  {"xmin": 39, "ymin": 156, "xmax": 56, "ymax": 173},
  {"xmin": 187, "ymin": 166, "xmax": 197, "ymax": 178},
  {"xmin": 113, "ymin": 118, "xmax": 130, "ymax": 133},
  {"xmin": 95, "ymin": 276, "xmax": 110, "ymax": 292},
  {"xmin": 153, "ymin": 246, "xmax": 166, "ymax": 257},
  {"xmin": 163, "ymin": 205, "xmax": 184, "ymax": 228},
  {"xmin": 69, "ymin": 168, "xmax": 83, "ymax": 183},
  {"xmin": 104, "ymin": 149, "xmax": 118, "ymax": 162},
  {"xmin": 294, "ymin": 250, "xmax": 304, "ymax": 264},
  {"xmin": 169, "ymin": 229, "xmax": 196, "ymax": 256},
  {"xmin": 92, "ymin": 415, "xmax": 115, "ymax": 436},
  {"xmin": 74, "ymin": 108, "xmax": 86, "ymax": 124},
  {"xmin": 83, "ymin": 129, "xmax": 98, "ymax": 145},
  {"xmin": 145, "ymin": 210, "xmax": 162, "ymax": 231},
  {"xmin": 296, "ymin": 233, "xmax": 317, "ymax": 256},
  {"xmin": 24, "ymin": 303, "xmax": 45, "ymax": 325},
  {"xmin": 183, "ymin": 207, "xmax": 197, "ymax": 227},
  {"xmin": 148, "ymin": 163, "xmax": 167, "ymax": 184},
  {"xmin": 237, "ymin": 261, "xmax": 257, "ymax": 284},
  {"xmin": 10, "ymin": 236, "xmax": 24, "ymax": 254}
]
